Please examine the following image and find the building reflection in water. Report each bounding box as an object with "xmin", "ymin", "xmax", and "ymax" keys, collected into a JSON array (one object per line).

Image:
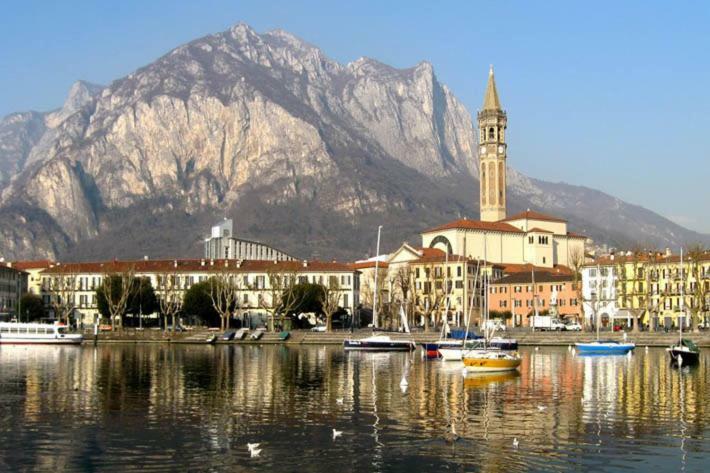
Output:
[{"xmin": 0, "ymin": 345, "xmax": 707, "ymax": 472}]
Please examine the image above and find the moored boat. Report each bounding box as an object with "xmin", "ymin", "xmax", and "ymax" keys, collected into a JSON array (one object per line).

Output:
[
  {"xmin": 667, "ymin": 339, "xmax": 700, "ymax": 366},
  {"xmin": 575, "ymin": 340, "xmax": 635, "ymax": 355},
  {"xmin": 462, "ymin": 349, "xmax": 522, "ymax": 373},
  {"xmin": 0, "ymin": 322, "xmax": 83, "ymax": 345},
  {"xmin": 343, "ymin": 335, "xmax": 416, "ymax": 351}
]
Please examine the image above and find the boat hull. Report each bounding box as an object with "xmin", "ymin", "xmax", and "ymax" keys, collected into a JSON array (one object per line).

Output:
[
  {"xmin": 0, "ymin": 336, "xmax": 83, "ymax": 345},
  {"xmin": 463, "ymin": 356, "xmax": 521, "ymax": 372},
  {"xmin": 344, "ymin": 340, "xmax": 415, "ymax": 351},
  {"xmin": 667, "ymin": 348, "xmax": 700, "ymax": 366},
  {"xmin": 575, "ymin": 342, "xmax": 635, "ymax": 355}
]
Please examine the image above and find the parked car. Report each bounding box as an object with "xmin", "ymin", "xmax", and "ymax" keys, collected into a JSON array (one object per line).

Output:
[
  {"xmin": 311, "ymin": 325, "xmax": 327, "ymax": 332},
  {"xmin": 564, "ymin": 321, "xmax": 582, "ymax": 331}
]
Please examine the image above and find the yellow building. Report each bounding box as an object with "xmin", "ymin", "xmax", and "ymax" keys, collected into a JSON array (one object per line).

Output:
[{"xmin": 583, "ymin": 251, "xmax": 710, "ymax": 329}]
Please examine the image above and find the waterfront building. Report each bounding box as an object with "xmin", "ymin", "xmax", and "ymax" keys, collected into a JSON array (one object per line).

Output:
[
  {"xmin": 487, "ymin": 270, "xmax": 582, "ymax": 328},
  {"xmin": 6, "ymin": 260, "xmax": 53, "ymax": 295},
  {"xmin": 582, "ymin": 250, "xmax": 710, "ymax": 329},
  {"xmin": 204, "ymin": 218, "xmax": 295, "ymax": 261},
  {"xmin": 40, "ymin": 259, "xmax": 359, "ymax": 327},
  {"xmin": 0, "ymin": 264, "xmax": 28, "ymax": 318}
]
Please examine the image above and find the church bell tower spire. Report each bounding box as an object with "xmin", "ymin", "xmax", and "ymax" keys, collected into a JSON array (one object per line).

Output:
[{"xmin": 478, "ymin": 65, "xmax": 507, "ymax": 222}]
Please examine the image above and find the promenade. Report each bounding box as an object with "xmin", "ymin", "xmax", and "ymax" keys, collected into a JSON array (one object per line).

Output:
[{"xmin": 87, "ymin": 328, "xmax": 710, "ymax": 348}]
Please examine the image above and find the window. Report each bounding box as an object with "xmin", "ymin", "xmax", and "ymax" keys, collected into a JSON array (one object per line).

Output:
[
  {"xmin": 243, "ymin": 294, "xmax": 249, "ymax": 305},
  {"xmin": 543, "ymin": 257, "xmax": 546, "ymax": 264},
  {"xmin": 589, "ymin": 268, "xmax": 597, "ymax": 278},
  {"xmin": 488, "ymin": 127, "xmax": 495, "ymax": 140},
  {"xmin": 528, "ymin": 236, "xmax": 534, "ymax": 244},
  {"xmin": 457, "ymin": 266, "xmax": 462, "ymax": 277}
]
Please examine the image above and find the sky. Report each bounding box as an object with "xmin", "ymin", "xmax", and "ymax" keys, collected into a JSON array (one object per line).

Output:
[{"xmin": 1, "ymin": 0, "xmax": 708, "ymax": 233}]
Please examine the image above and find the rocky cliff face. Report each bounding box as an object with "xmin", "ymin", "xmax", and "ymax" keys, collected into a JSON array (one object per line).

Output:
[{"xmin": 0, "ymin": 24, "xmax": 707, "ymax": 261}]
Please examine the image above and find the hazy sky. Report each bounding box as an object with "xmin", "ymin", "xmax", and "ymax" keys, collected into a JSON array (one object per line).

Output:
[{"xmin": 1, "ymin": 0, "xmax": 708, "ymax": 233}]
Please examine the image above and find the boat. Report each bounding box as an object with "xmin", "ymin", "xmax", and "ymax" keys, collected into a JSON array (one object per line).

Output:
[
  {"xmin": 463, "ymin": 349, "xmax": 522, "ymax": 372},
  {"xmin": 576, "ymin": 264, "xmax": 635, "ymax": 355},
  {"xmin": 575, "ymin": 340, "xmax": 636, "ymax": 354},
  {"xmin": 666, "ymin": 248, "xmax": 700, "ymax": 366},
  {"xmin": 206, "ymin": 334, "xmax": 217, "ymax": 344},
  {"xmin": 0, "ymin": 322, "xmax": 83, "ymax": 345},
  {"xmin": 344, "ymin": 226, "xmax": 415, "ymax": 352},
  {"xmin": 343, "ymin": 335, "xmax": 416, "ymax": 351},
  {"xmin": 461, "ymin": 256, "xmax": 521, "ymax": 373},
  {"xmin": 668, "ymin": 339, "xmax": 700, "ymax": 366}
]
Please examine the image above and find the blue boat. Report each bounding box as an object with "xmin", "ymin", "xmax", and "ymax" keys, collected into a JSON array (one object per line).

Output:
[{"xmin": 575, "ymin": 340, "xmax": 635, "ymax": 354}]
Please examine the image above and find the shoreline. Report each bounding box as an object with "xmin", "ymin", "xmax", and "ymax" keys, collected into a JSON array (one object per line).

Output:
[{"xmin": 81, "ymin": 330, "xmax": 710, "ymax": 348}]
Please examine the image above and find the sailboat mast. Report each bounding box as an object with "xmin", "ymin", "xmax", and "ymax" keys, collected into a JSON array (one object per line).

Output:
[
  {"xmin": 680, "ymin": 247, "xmax": 684, "ymax": 345},
  {"xmin": 596, "ymin": 264, "xmax": 601, "ymax": 341},
  {"xmin": 372, "ymin": 225, "xmax": 382, "ymax": 329}
]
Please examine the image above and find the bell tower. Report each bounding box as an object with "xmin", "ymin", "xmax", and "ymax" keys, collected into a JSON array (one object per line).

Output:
[{"xmin": 478, "ymin": 65, "xmax": 507, "ymax": 222}]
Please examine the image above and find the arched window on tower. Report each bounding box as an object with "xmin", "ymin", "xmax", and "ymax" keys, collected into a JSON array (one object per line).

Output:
[{"xmin": 488, "ymin": 127, "xmax": 495, "ymax": 140}]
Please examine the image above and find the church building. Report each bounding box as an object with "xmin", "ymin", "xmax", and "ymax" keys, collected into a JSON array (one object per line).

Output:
[{"xmin": 420, "ymin": 66, "xmax": 586, "ymax": 269}]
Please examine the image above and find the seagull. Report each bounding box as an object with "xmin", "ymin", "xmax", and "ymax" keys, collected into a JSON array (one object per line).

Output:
[
  {"xmin": 513, "ymin": 438, "xmax": 519, "ymax": 448},
  {"xmin": 247, "ymin": 443, "xmax": 260, "ymax": 452},
  {"xmin": 250, "ymin": 448, "xmax": 262, "ymax": 458},
  {"xmin": 444, "ymin": 423, "xmax": 460, "ymax": 444},
  {"xmin": 332, "ymin": 428, "xmax": 343, "ymax": 440},
  {"xmin": 535, "ymin": 347, "xmax": 540, "ymax": 352},
  {"xmin": 537, "ymin": 405, "xmax": 546, "ymax": 412},
  {"xmin": 336, "ymin": 398, "xmax": 344, "ymax": 404}
]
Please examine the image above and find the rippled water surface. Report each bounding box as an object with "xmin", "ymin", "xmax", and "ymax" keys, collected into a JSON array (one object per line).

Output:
[{"xmin": 0, "ymin": 344, "xmax": 708, "ymax": 472}]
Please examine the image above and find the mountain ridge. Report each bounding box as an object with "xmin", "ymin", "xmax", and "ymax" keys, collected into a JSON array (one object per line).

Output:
[{"xmin": 0, "ymin": 23, "xmax": 707, "ymax": 262}]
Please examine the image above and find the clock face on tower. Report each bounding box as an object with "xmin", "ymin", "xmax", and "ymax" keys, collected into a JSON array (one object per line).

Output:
[
  {"xmin": 498, "ymin": 145, "xmax": 505, "ymax": 154},
  {"xmin": 479, "ymin": 145, "xmax": 486, "ymax": 155}
]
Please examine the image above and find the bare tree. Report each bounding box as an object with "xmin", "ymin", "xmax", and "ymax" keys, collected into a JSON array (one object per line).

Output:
[
  {"xmin": 260, "ymin": 269, "xmax": 302, "ymax": 332},
  {"xmin": 47, "ymin": 266, "xmax": 78, "ymax": 325},
  {"xmin": 320, "ymin": 276, "xmax": 341, "ymax": 332},
  {"xmin": 568, "ymin": 246, "xmax": 586, "ymax": 329},
  {"xmin": 360, "ymin": 266, "xmax": 388, "ymax": 328},
  {"xmin": 209, "ymin": 264, "xmax": 240, "ymax": 331},
  {"xmin": 686, "ymin": 244, "xmax": 708, "ymax": 333},
  {"xmin": 102, "ymin": 267, "xmax": 135, "ymax": 331},
  {"xmin": 393, "ymin": 265, "xmax": 415, "ymax": 330},
  {"xmin": 157, "ymin": 270, "xmax": 182, "ymax": 332}
]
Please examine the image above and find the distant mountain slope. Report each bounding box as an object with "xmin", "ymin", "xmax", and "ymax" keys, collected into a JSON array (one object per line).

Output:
[{"xmin": 0, "ymin": 24, "xmax": 706, "ymax": 261}]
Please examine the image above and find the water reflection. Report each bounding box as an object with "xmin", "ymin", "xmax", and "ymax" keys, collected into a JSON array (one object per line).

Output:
[{"xmin": 0, "ymin": 345, "xmax": 707, "ymax": 472}]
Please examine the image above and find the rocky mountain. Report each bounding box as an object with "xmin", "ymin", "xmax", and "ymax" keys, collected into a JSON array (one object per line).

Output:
[{"xmin": 0, "ymin": 23, "xmax": 707, "ymax": 262}]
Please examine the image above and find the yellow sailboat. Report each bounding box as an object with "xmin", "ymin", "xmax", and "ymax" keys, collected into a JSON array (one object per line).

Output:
[{"xmin": 462, "ymin": 259, "xmax": 521, "ymax": 373}]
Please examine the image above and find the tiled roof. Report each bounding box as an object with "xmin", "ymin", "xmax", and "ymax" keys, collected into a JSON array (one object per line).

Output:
[
  {"xmin": 43, "ymin": 259, "xmax": 358, "ymax": 275},
  {"xmin": 492, "ymin": 271, "xmax": 576, "ymax": 285},
  {"xmin": 527, "ymin": 227, "xmax": 553, "ymax": 234},
  {"xmin": 566, "ymin": 231, "xmax": 587, "ymax": 239},
  {"xmin": 588, "ymin": 252, "xmax": 710, "ymax": 267},
  {"xmin": 423, "ymin": 218, "xmax": 524, "ymax": 234},
  {"xmin": 502, "ymin": 210, "xmax": 567, "ymax": 223},
  {"xmin": 8, "ymin": 260, "xmax": 54, "ymax": 270},
  {"xmin": 500, "ymin": 263, "xmax": 574, "ymax": 275},
  {"xmin": 351, "ymin": 261, "xmax": 389, "ymax": 270}
]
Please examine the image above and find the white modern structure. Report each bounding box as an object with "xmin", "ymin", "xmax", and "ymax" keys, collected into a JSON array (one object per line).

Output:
[{"xmin": 204, "ymin": 219, "xmax": 295, "ymax": 261}]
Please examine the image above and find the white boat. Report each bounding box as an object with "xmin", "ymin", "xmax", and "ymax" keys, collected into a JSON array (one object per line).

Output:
[
  {"xmin": 0, "ymin": 322, "xmax": 83, "ymax": 345},
  {"xmin": 343, "ymin": 335, "xmax": 416, "ymax": 351}
]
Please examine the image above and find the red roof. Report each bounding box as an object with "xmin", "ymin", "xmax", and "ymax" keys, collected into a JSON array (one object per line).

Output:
[
  {"xmin": 527, "ymin": 227, "xmax": 553, "ymax": 234},
  {"xmin": 491, "ymin": 271, "xmax": 576, "ymax": 285},
  {"xmin": 351, "ymin": 261, "xmax": 389, "ymax": 270},
  {"xmin": 43, "ymin": 259, "xmax": 358, "ymax": 275},
  {"xmin": 8, "ymin": 260, "xmax": 54, "ymax": 270},
  {"xmin": 502, "ymin": 210, "xmax": 567, "ymax": 223},
  {"xmin": 500, "ymin": 263, "xmax": 574, "ymax": 275},
  {"xmin": 566, "ymin": 231, "xmax": 587, "ymax": 239},
  {"xmin": 590, "ymin": 251, "xmax": 710, "ymax": 266},
  {"xmin": 416, "ymin": 247, "xmax": 447, "ymax": 258},
  {"xmin": 423, "ymin": 218, "xmax": 524, "ymax": 234}
]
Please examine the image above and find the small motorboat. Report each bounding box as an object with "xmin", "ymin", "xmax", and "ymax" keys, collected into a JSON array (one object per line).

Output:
[
  {"xmin": 343, "ymin": 335, "xmax": 415, "ymax": 351},
  {"xmin": 575, "ymin": 340, "xmax": 635, "ymax": 355},
  {"xmin": 250, "ymin": 327, "xmax": 266, "ymax": 340},
  {"xmin": 462, "ymin": 349, "xmax": 521, "ymax": 373},
  {"xmin": 667, "ymin": 339, "xmax": 700, "ymax": 366},
  {"xmin": 221, "ymin": 330, "xmax": 236, "ymax": 341},
  {"xmin": 235, "ymin": 328, "xmax": 249, "ymax": 340},
  {"xmin": 205, "ymin": 334, "xmax": 217, "ymax": 344}
]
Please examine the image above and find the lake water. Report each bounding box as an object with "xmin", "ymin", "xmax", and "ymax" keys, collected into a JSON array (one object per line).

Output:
[{"xmin": 0, "ymin": 344, "xmax": 707, "ymax": 472}]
